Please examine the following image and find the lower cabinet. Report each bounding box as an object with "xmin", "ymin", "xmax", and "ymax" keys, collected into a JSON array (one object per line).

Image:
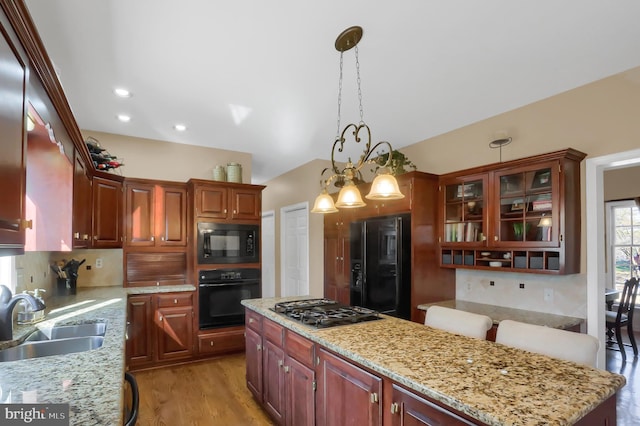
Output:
[
  {"xmin": 246, "ymin": 315, "xmax": 315, "ymax": 426},
  {"xmin": 126, "ymin": 292, "xmax": 194, "ymax": 370},
  {"xmin": 316, "ymin": 347, "xmax": 382, "ymax": 426},
  {"xmin": 389, "ymin": 384, "xmax": 476, "ymax": 426}
]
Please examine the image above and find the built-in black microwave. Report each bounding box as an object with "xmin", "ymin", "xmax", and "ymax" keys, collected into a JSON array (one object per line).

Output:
[{"xmin": 197, "ymin": 222, "xmax": 259, "ymax": 264}]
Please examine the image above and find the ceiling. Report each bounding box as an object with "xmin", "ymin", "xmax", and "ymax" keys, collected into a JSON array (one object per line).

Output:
[{"xmin": 23, "ymin": 0, "xmax": 640, "ymax": 184}]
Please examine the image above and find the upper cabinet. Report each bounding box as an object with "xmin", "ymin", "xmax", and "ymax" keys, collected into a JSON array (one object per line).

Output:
[
  {"xmin": 439, "ymin": 149, "xmax": 586, "ymax": 274},
  {"xmin": 124, "ymin": 179, "xmax": 187, "ymax": 247},
  {"xmin": 190, "ymin": 179, "xmax": 265, "ymax": 222},
  {"xmin": 92, "ymin": 175, "xmax": 123, "ymax": 248},
  {"xmin": 72, "ymin": 150, "xmax": 92, "ymax": 248},
  {"xmin": 0, "ymin": 9, "xmax": 27, "ymax": 254}
]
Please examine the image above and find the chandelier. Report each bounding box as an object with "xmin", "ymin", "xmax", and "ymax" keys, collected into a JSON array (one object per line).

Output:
[{"xmin": 311, "ymin": 26, "xmax": 404, "ymax": 214}]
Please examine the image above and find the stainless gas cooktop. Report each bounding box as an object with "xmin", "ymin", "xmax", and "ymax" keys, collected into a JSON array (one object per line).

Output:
[{"xmin": 271, "ymin": 298, "xmax": 381, "ymax": 329}]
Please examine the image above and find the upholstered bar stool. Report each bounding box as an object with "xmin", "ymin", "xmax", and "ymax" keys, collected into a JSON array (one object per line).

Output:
[
  {"xmin": 424, "ymin": 305, "xmax": 493, "ymax": 340},
  {"xmin": 496, "ymin": 319, "xmax": 599, "ymax": 367}
]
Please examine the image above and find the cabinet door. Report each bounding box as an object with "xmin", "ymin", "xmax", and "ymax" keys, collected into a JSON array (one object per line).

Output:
[
  {"xmin": 126, "ymin": 295, "xmax": 154, "ymax": 368},
  {"xmin": 245, "ymin": 326, "xmax": 264, "ymax": 403},
  {"xmin": 263, "ymin": 339, "xmax": 286, "ymax": 425},
  {"xmin": 0, "ymin": 18, "xmax": 26, "ymax": 252},
  {"xmin": 92, "ymin": 176, "xmax": 122, "ymax": 248},
  {"xmin": 230, "ymin": 188, "xmax": 261, "ymax": 220},
  {"xmin": 317, "ymin": 348, "xmax": 382, "ymax": 426},
  {"xmin": 195, "ymin": 186, "xmax": 228, "ymax": 218},
  {"xmin": 441, "ymin": 175, "xmax": 487, "ymax": 246},
  {"xmin": 157, "ymin": 184, "xmax": 187, "ymax": 246},
  {"xmin": 493, "ymin": 161, "xmax": 559, "ymax": 247},
  {"xmin": 390, "ymin": 384, "xmax": 475, "ymax": 426},
  {"xmin": 324, "ymin": 214, "xmax": 350, "ymax": 305},
  {"xmin": 72, "ymin": 152, "xmax": 92, "ymax": 248},
  {"xmin": 124, "ymin": 182, "xmax": 155, "ymax": 247},
  {"xmin": 285, "ymin": 355, "xmax": 316, "ymax": 426},
  {"xmin": 156, "ymin": 305, "xmax": 194, "ymax": 361}
]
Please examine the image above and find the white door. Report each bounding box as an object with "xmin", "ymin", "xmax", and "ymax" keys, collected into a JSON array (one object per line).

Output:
[
  {"xmin": 261, "ymin": 210, "xmax": 276, "ymax": 298},
  {"xmin": 281, "ymin": 203, "xmax": 309, "ymax": 297}
]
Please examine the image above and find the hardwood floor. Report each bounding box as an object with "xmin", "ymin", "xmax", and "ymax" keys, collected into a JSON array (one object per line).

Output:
[
  {"xmin": 132, "ymin": 354, "xmax": 274, "ymax": 426},
  {"xmin": 133, "ymin": 349, "xmax": 638, "ymax": 426},
  {"xmin": 606, "ymin": 331, "xmax": 640, "ymax": 426}
]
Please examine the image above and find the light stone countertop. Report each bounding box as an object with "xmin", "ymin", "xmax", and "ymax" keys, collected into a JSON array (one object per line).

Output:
[
  {"xmin": 0, "ymin": 284, "xmax": 195, "ymax": 425},
  {"xmin": 417, "ymin": 300, "xmax": 584, "ymax": 330},
  {"xmin": 243, "ymin": 296, "xmax": 625, "ymax": 426}
]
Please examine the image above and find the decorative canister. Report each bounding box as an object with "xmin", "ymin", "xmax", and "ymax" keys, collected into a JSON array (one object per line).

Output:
[
  {"xmin": 226, "ymin": 162, "xmax": 242, "ymax": 183},
  {"xmin": 213, "ymin": 165, "xmax": 226, "ymax": 181}
]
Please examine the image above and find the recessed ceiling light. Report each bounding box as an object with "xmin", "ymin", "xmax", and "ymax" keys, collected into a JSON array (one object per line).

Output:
[
  {"xmin": 174, "ymin": 124, "xmax": 187, "ymax": 131},
  {"xmin": 117, "ymin": 114, "xmax": 131, "ymax": 122},
  {"xmin": 114, "ymin": 88, "xmax": 131, "ymax": 98}
]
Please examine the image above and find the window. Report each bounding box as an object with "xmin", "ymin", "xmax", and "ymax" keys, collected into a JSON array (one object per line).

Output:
[
  {"xmin": 0, "ymin": 256, "xmax": 16, "ymax": 293},
  {"xmin": 606, "ymin": 200, "xmax": 640, "ymax": 291}
]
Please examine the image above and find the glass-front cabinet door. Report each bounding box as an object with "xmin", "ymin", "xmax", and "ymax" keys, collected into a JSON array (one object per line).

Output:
[
  {"xmin": 493, "ymin": 161, "xmax": 559, "ymax": 247},
  {"xmin": 442, "ymin": 175, "xmax": 487, "ymax": 246}
]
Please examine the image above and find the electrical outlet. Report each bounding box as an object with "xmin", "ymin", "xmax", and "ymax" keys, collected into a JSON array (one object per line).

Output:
[
  {"xmin": 519, "ymin": 283, "xmax": 525, "ymax": 289},
  {"xmin": 544, "ymin": 288, "xmax": 554, "ymax": 303},
  {"xmin": 466, "ymin": 282, "xmax": 472, "ymax": 291},
  {"xmin": 96, "ymin": 258, "xmax": 103, "ymax": 269},
  {"xmin": 489, "ymin": 281, "xmax": 495, "ymax": 286}
]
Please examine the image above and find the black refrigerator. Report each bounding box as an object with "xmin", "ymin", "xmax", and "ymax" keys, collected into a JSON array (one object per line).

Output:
[{"xmin": 350, "ymin": 214, "xmax": 411, "ymax": 319}]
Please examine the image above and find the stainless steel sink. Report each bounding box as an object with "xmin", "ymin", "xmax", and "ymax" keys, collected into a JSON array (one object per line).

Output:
[
  {"xmin": 0, "ymin": 336, "xmax": 104, "ymax": 362},
  {"xmin": 24, "ymin": 322, "xmax": 107, "ymax": 342}
]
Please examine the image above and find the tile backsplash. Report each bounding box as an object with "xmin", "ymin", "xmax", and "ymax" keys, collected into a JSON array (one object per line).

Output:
[{"xmin": 456, "ymin": 269, "xmax": 586, "ymax": 318}]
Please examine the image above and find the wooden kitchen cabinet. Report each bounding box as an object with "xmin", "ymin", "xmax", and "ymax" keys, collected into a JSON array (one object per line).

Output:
[
  {"xmin": 190, "ymin": 179, "xmax": 264, "ymax": 222},
  {"xmin": 323, "ymin": 210, "xmax": 352, "ymax": 305},
  {"xmin": 389, "ymin": 384, "xmax": 475, "ymax": 426},
  {"xmin": 124, "ymin": 178, "xmax": 187, "ymax": 247},
  {"xmin": 245, "ymin": 315, "xmax": 316, "ymax": 426},
  {"xmin": 317, "ymin": 347, "xmax": 383, "ymax": 426},
  {"xmin": 72, "ymin": 150, "xmax": 93, "ymax": 248},
  {"xmin": 439, "ymin": 149, "xmax": 586, "ymax": 274},
  {"xmin": 0, "ymin": 10, "xmax": 27, "ymax": 254},
  {"xmin": 92, "ymin": 175, "xmax": 123, "ymax": 248},
  {"xmin": 126, "ymin": 292, "xmax": 195, "ymax": 370}
]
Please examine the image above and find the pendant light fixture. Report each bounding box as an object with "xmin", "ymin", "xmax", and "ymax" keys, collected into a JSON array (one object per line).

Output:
[{"xmin": 311, "ymin": 26, "xmax": 404, "ymax": 214}]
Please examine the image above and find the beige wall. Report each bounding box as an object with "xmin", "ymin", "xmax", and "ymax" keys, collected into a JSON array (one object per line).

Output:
[
  {"xmin": 82, "ymin": 130, "xmax": 253, "ymax": 183},
  {"xmin": 263, "ymin": 66, "xmax": 640, "ymax": 316},
  {"xmin": 604, "ymin": 166, "xmax": 640, "ymax": 201},
  {"xmin": 262, "ymin": 159, "xmax": 333, "ymax": 297}
]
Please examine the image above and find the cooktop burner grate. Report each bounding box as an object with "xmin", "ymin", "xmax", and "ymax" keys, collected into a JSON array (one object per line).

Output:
[{"xmin": 271, "ymin": 299, "xmax": 381, "ymax": 328}]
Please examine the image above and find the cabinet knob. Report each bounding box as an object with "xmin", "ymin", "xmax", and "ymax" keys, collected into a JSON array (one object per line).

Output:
[
  {"xmin": 283, "ymin": 365, "xmax": 290, "ymax": 373},
  {"xmin": 257, "ymin": 344, "xmax": 262, "ymax": 351},
  {"xmin": 83, "ymin": 234, "xmax": 89, "ymax": 241},
  {"xmin": 249, "ymin": 318, "xmax": 254, "ymax": 323},
  {"xmin": 174, "ymin": 299, "xmax": 178, "ymax": 304},
  {"xmin": 21, "ymin": 219, "xmax": 33, "ymax": 230},
  {"xmin": 210, "ymin": 341, "xmax": 214, "ymax": 346},
  {"xmin": 494, "ymin": 235, "xmax": 498, "ymax": 241},
  {"xmin": 233, "ymin": 210, "xmax": 237, "ymax": 214},
  {"xmin": 370, "ymin": 392, "xmax": 379, "ymax": 403},
  {"xmin": 156, "ymin": 282, "xmax": 160, "ymax": 286},
  {"xmin": 161, "ymin": 236, "xmax": 165, "ymax": 241},
  {"xmin": 151, "ymin": 236, "xmax": 155, "ymax": 242},
  {"xmin": 390, "ymin": 402, "xmax": 399, "ymax": 414},
  {"xmin": 278, "ymin": 360, "xmax": 283, "ymax": 367},
  {"xmin": 224, "ymin": 209, "xmax": 227, "ymax": 214},
  {"xmin": 74, "ymin": 232, "xmax": 80, "ymax": 239}
]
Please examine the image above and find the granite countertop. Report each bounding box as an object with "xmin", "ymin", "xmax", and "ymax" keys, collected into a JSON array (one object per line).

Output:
[
  {"xmin": 0, "ymin": 284, "xmax": 196, "ymax": 425},
  {"xmin": 243, "ymin": 297, "xmax": 625, "ymax": 426},
  {"xmin": 417, "ymin": 299, "xmax": 584, "ymax": 330}
]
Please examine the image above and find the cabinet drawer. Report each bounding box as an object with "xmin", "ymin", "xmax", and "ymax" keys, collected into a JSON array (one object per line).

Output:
[
  {"xmin": 246, "ymin": 309, "xmax": 263, "ymax": 331},
  {"xmin": 285, "ymin": 330, "xmax": 315, "ymax": 368},
  {"xmin": 263, "ymin": 318, "xmax": 284, "ymax": 346},
  {"xmin": 198, "ymin": 328, "xmax": 245, "ymax": 355},
  {"xmin": 156, "ymin": 292, "xmax": 193, "ymax": 308}
]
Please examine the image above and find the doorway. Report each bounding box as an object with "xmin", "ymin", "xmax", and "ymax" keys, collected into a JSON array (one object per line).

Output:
[
  {"xmin": 280, "ymin": 202, "xmax": 309, "ymax": 297},
  {"xmin": 261, "ymin": 210, "xmax": 275, "ymax": 298},
  {"xmin": 586, "ymin": 147, "xmax": 640, "ymax": 369}
]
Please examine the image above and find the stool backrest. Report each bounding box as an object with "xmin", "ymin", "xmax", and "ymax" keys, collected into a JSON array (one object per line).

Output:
[
  {"xmin": 495, "ymin": 319, "xmax": 599, "ymax": 367},
  {"xmin": 424, "ymin": 306, "xmax": 493, "ymax": 340}
]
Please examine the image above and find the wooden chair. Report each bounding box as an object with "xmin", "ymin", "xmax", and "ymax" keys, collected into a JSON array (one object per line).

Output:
[
  {"xmin": 496, "ymin": 319, "xmax": 599, "ymax": 367},
  {"xmin": 424, "ymin": 306, "xmax": 493, "ymax": 340},
  {"xmin": 606, "ymin": 277, "xmax": 639, "ymax": 362}
]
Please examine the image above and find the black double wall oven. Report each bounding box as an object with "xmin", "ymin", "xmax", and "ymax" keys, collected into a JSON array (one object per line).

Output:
[{"xmin": 197, "ymin": 222, "xmax": 261, "ymax": 330}]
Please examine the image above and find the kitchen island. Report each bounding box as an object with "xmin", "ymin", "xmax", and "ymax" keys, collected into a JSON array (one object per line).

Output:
[
  {"xmin": 0, "ymin": 284, "xmax": 195, "ymax": 425},
  {"xmin": 243, "ymin": 296, "xmax": 625, "ymax": 425}
]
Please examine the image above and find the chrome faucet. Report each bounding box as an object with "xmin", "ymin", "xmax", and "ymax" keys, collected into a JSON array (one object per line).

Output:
[{"xmin": 0, "ymin": 285, "xmax": 46, "ymax": 341}]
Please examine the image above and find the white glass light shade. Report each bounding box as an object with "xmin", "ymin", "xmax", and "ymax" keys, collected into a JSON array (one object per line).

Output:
[
  {"xmin": 365, "ymin": 173, "xmax": 404, "ymax": 200},
  {"xmin": 335, "ymin": 183, "xmax": 366, "ymax": 208},
  {"xmin": 311, "ymin": 191, "xmax": 338, "ymax": 213},
  {"xmin": 537, "ymin": 217, "xmax": 553, "ymax": 227}
]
